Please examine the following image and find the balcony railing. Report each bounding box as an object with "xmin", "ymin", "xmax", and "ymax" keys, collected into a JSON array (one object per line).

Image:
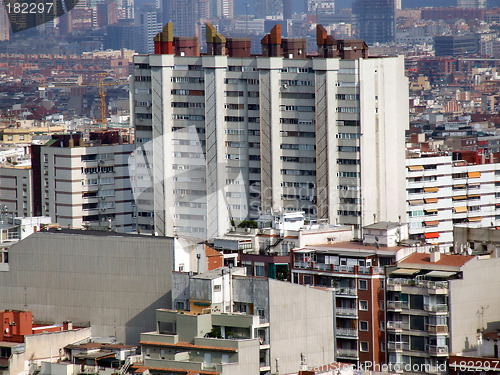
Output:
[
  {"xmin": 335, "ymin": 287, "xmax": 357, "ymax": 296},
  {"xmin": 424, "ymin": 304, "xmax": 448, "ymax": 313},
  {"xmin": 333, "ymin": 265, "xmax": 355, "ymax": 273},
  {"xmin": 387, "ymin": 321, "xmax": 410, "ymax": 330},
  {"xmin": 387, "ymin": 301, "xmax": 409, "ymax": 310},
  {"xmin": 427, "ymin": 324, "xmax": 448, "ymax": 334},
  {"xmin": 387, "ymin": 278, "xmax": 448, "ymax": 290},
  {"xmin": 387, "ymin": 341, "xmax": 410, "ymax": 351},
  {"xmin": 426, "ymin": 345, "xmax": 448, "ymax": 355},
  {"xmin": 336, "ymin": 328, "xmax": 358, "ymax": 337},
  {"xmin": 313, "ymin": 263, "xmax": 331, "ymax": 271},
  {"xmin": 336, "ymin": 307, "xmax": 358, "ymax": 317},
  {"xmin": 337, "ymin": 348, "xmax": 359, "ymax": 358},
  {"xmin": 294, "ymin": 261, "xmax": 311, "ymax": 269}
]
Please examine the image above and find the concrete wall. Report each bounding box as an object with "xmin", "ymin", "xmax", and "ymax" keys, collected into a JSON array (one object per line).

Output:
[
  {"xmin": 450, "ymin": 256, "xmax": 500, "ymax": 353},
  {"xmin": 0, "ymin": 230, "xmax": 174, "ymax": 344},
  {"xmin": 359, "ymin": 56, "xmax": 409, "ymax": 230},
  {"xmin": 0, "ymin": 167, "xmax": 32, "ymax": 218},
  {"xmin": 268, "ymin": 279, "xmax": 335, "ymax": 373},
  {"xmin": 10, "ymin": 327, "xmax": 91, "ymax": 375}
]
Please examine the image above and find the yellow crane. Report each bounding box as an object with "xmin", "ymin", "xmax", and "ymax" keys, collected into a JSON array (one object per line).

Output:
[{"xmin": 39, "ymin": 75, "xmax": 129, "ymax": 129}]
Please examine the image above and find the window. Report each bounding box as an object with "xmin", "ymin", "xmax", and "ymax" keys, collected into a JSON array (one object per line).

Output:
[
  {"xmin": 360, "ymin": 342, "xmax": 369, "ymax": 352},
  {"xmin": 303, "ymin": 275, "xmax": 312, "ymax": 285},
  {"xmin": 204, "ymin": 353, "xmax": 212, "ymax": 365},
  {"xmin": 380, "ymin": 321, "xmax": 385, "ymax": 331},
  {"xmin": 360, "ymin": 321, "xmax": 369, "ymax": 331},
  {"xmin": 380, "ymin": 280, "xmax": 385, "ymax": 289},
  {"xmin": 359, "ymin": 300, "xmax": 368, "ymax": 311},
  {"xmin": 214, "ymin": 284, "xmax": 221, "ymax": 292},
  {"xmin": 255, "ymin": 264, "xmax": 265, "ymax": 277},
  {"xmin": 359, "ymin": 280, "xmax": 368, "ymax": 290},
  {"xmin": 222, "ymin": 354, "xmax": 229, "ymax": 364}
]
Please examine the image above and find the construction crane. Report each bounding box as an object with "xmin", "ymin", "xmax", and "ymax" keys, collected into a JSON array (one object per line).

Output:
[{"xmin": 39, "ymin": 75, "xmax": 129, "ymax": 129}]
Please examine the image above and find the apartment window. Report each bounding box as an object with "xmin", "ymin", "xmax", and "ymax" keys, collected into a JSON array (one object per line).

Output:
[
  {"xmin": 160, "ymin": 349, "xmax": 165, "ymax": 359},
  {"xmin": 213, "ymin": 285, "xmax": 221, "ymax": 292},
  {"xmin": 359, "ymin": 280, "xmax": 368, "ymax": 290},
  {"xmin": 255, "ymin": 264, "xmax": 265, "ymax": 277},
  {"xmin": 359, "ymin": 300, "xmax": 368, "ymax": 311},
  {"xmin": 380, "ymin": 321, "xmax": 385, "ymax": 331},
  {"xmin": 222, "ymin": 354, "xmax": 229, "ymax": 364},
  {"xmin": 303, "ymin": 275, "xmax": 312, "ymax": 285},
  {"xmin": 204, "ymin": 353, "xmax": 212, "ymax": 365},
  {"xmin": 360, "ymin": 321, "xmax": 369, "ymax": 331},
  {"xmin": 360, "ymin": 342, "xmax": 369, "ymax": 352},
  {"xmin": 380, "ymin": 280, "xmax": 385, "ymax": 289}
]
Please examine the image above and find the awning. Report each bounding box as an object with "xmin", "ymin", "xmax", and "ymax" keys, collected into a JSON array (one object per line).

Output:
[
  {"xmin": 425, "ymin": 209, "xmax": 438, "ymax": 213},
  {"xmin": 408, "ymin": 165, "xmax": 424, "ymax": 171},
  {"xmin": 453, "ymin": 184, "xmax": 466, "ymax": 189},
  {"xmin": 425, "ymin": 198, "xmax": 438, "ymax": 204},
  {"xmin": 424, "ymin": 232, "xmax": 440, "ymax": 239},
  {"xmin": 424, "ymin": 221, "xmax": 440, "ymax": 226},
  {"xmin": 425, "ymin": 270, "xmax": 457, "ymax": 278},
  {"xmin": 468, "ymin": 171, "xmax": 481, "ymax": 178},
  {"xmin": 424, "ymin": 187, "xmax": 439, "ymax": 193},
  {"xmin": 390, "ymin": 268, "xmax": 419, "ymax": 276},
  {"xmin": 453, "ymin": 195, "xmax": 467, "ymax": 200},
  {"xmin": 468, "ymin": 217, "xmax": 482, "ymax": 222},
  {"xmin": 468, "ymin": 183, "xmax": 480, "ymax": 189},
  {"xmin": 454, "ymin": 206, "xmax": 467, "ymax": 213},
  {"xmin": 409, "ymin": 199, "xmax": 424, "ymax": 206},
  {"xmin": 468, "ymin": 194, "xmax": 480, "ymax": 199}
]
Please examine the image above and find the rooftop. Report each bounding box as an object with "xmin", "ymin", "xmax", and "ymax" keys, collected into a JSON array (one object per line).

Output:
[
  {"xmin": 363, "ymin": 221, "xmax": 401, "ymax": 230},
  {"xmin": 45, "ymin": 227, "xmax": 173, "ymax": 240},
  {"xmin": 300, "ymin": 241, "xmax": 404, "ymax": 253},
  {"xmin": 399, "ymin": 252, "xmax": 473, "ymax": 268}
]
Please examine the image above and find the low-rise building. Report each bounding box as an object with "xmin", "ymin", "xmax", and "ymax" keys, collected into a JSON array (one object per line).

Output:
[{"xmin": 170, "ymin": 267, "xmax": 335, "ymax": 374}]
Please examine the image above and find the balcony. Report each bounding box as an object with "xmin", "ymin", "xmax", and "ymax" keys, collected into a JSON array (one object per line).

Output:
[
  {"xmin": 336, "ymin": 307, "xmax": 358, "ymax": 317},
  {"xmin": 424, "ymin": 304, "xmax": 448, "ymax": 313},
  {"xmin": 387, "ymin": 341, "xmax": 410, "ymax": 351},
  {"xmin": 387, "ymin": 300, "xmax": 409, "ymax": 311},
  {"xmin": 427, "ymin": 324, "xmax": 448, "ymax": 334},
  {"xmin": 336, "ymin": 328, "xmax": 358, "ymax": 338},
  {"xmin": 387, "ymin": 321, "xmax": 409, "ymax": 331},
  {"xmin": 387, "ymin": 278, "xmax": 448, "ymax": 292},
  {"xmin": 313, "ymin": 263, "xmax": 331, "ymax": 271},
  {"xmin": 426, "ymin": 345, "xmax": 448, "ymax": 355},
  {"xmin": 294, "ymin": 261, "xmax": 311, "ymax": 269},
  {"xmin": 333, "ymin": 265, "xmax": 355, "ymax": 273},
  {"xmin": 335, "ymin": 287, "xmax": 357, "ymax": 296},
  {"xmin": 337, "ymin": 348, "xmax": 359, "ymax": 359}
]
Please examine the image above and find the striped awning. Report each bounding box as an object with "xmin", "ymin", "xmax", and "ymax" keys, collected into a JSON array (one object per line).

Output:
[
  {"xmin": 468, "ymin": 217, "xmax": 482, "ymax": 222},
  {"xmin": 409, "ymin": 199, "xmax": 424, "ymax": 206},
  {"xmin": 408, "ymin": 165, "xmax": 424, "ymax": 171},
  {"xmin": 425, "ymin": 221, "xmax": 440, "ymax": 226}
]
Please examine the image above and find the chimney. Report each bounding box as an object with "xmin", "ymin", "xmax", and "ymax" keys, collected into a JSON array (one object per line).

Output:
[
  {"xmin": 261, "ymin": 24, "xmax": 281, "ymax": 57},
  {"xmin": 430, "ymin": 249, "xmax": 441, "ymax": 263},
  {"xmin": 154, "ymin": 22, "xmax": 174, "ymax": 55},
  {"xmin": 206, "ymin": 23, "xmax": 225, "ymax": 56},
  {"xmin": 316, "ymin": 24, "xmax": 337, "ymax": 58}
]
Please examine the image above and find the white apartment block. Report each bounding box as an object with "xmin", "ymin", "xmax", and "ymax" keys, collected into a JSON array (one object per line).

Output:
[
  {"xmin": 130, "ymin": 25, "xmax": 409, "ymax": 240},
  {"xmin": 406, "ymin": 153, "xmax": 500, "ymax": 251},
  {"xmin": 32, "ymin": 135, "xmax": 135, "ymax": 232},
  {"xmin": 0, "ymin": 166, "xmax": 33, "ymax": 218}
]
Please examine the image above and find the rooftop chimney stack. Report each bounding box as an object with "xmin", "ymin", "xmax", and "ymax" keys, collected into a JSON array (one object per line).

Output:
[
  {"xmin": 430, "ymin": 248, "xmax": 441, "ymax": 263},
  {"xmin": 261, "ymin": 24, "xmax": 282, "ymax": 57},
  {"xmin": 206, "ymin": 23, "xmax": 226, "ymax": 56},
  {"xmin": 316, "ymin": 24, "xmax": 338, "ymax": 58},
  {"xmin": 154, "ymin": 22, "xmax": 174, "ymax": 55}
]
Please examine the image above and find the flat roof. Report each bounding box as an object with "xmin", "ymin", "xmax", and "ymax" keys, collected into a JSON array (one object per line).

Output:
[
  {"xmin": 45, "ymin": 228, "xmax": 173, "ymax": 240},
  {"xmin": 363, "ymin": 222, "xmax": 401, "ymax": 230},
  {"xmin": 301, "ymin": 241, "xmax": 403, "ymax": 253},
  {"xmin": 399, "ymin": 252, "xmax": 473, "ymax": 268}
]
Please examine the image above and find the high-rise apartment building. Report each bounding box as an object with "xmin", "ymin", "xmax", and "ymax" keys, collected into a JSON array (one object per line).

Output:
[
  {"xmin": 31, "ymin": 132, "xmax": 135, "ymax": 232},
  {"xmin": 457, "ymin": 0, "xmax": 487, "ymax": 9},
  {"xmin": 352, "ymin": 0, "xmax": 395, "ymax": 45},
  {"xmin": 135, "ymin": 8, "xmax": 162, "ymax": 54},
  {"xmin": 130, "ymin": 24, "xmax": 409, "ymax": 240},
  {"xmin": 406, "ymin": 150, "xmax": 500, "ymax": 251}
]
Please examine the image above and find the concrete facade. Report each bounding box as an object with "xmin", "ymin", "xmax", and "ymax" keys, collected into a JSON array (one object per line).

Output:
[
  {"xmin": 32, "ymin": 139, "xmax": 135, "ymax": 232},
  {"xmin": 0, "ymin": 166, "xmax": 33, "ymax": 218},
  {"xmin": 131, "ymin": 52, "xmax": 409, "ymax": 240},
  {"xmin": 171, "ymin": 268, "xmax": 335, "ymax": 374},
  {"xmin": 0, "ymin": 229, "xmax": 175, "ymax": 344}
]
